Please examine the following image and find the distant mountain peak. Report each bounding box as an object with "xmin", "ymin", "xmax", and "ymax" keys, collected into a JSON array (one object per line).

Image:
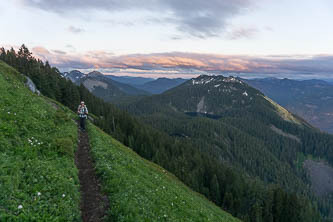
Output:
[
  {"xmin": 191, "ymin": 75, "xmax": 243, "ymax": 86},
  {"xmin": 61, "ymin": 70, "xmax": 85, "ymax": 84},
  {"xmin": 88, "ymin": 71, "xmax": 104, "ymax": 77},
  {"xmin": 191, "ymin": 76, "xmax": 215, "ymax": 85}
]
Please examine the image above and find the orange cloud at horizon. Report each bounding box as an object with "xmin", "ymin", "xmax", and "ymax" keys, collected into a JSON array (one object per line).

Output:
[{"xmin": 21, "ymin": 46, "xmax": 333, "ymax": 75}]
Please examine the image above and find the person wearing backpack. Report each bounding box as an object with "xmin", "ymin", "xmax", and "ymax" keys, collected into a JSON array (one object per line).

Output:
[{"xmin": 77, "ymin": 101, "xmax": 88, "ymax": 131}]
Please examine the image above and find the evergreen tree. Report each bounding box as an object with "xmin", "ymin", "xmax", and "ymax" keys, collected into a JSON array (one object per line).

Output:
[{"xmin": 210, "ymin": 174, "xmax": 221, "ymax": 205}]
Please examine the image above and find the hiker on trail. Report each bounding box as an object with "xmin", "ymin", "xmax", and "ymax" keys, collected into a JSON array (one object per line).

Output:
[{"xmin": 78, "ymin": 101, "xmax": 88, "ymax": 131}]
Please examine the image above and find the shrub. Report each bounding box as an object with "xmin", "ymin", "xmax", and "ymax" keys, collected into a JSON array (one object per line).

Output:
[
  {"xmin": 56, "ymin": 138, "xmax": 74, "ymax": 157},
  {"xmin": 55, "ymin": 110, "xmax": 70, "ymax": 124}
]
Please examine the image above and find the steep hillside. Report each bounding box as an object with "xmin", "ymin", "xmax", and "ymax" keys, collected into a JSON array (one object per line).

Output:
[
  {"xmin": 0, "ymin": 61, "xmax": 81, "ymax": 220},
  {"xmin": 81, "ymin": 71, "xmax": 127, "ymax": 99},
  {"xmin": 62, "ymin": 70, "xmax": 150, "ymax": 101},
  {"xmin": 124, "ymin": 75, "xmax": 333, "ymax": 219},
  {"xmin": 88, "ymin": 123, "xmax": 239, "ymax": 222},
  {"xmin": 245, "ymin": 77, "xmax": 333, "ymax": 133},
  {"xmin": 0, "ymin": 61, "xmax": 239, "ymax": 221},
  {"xmin": 125, "ymin": 75, "xmax": 310, "ymax": 188}
]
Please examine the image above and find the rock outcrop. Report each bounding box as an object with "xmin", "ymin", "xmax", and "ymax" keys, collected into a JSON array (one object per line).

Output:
[{"xmin": 25, "ymin": 76, "xmax": 41, "ymax": 95}]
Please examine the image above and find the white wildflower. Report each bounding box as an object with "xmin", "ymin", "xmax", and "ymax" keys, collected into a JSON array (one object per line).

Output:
[
  {"xmin": 62, "ymin": 194, "xmax": 65, "ymax": 198},
  {"xmin": 37, "ymin": 192, "xmax": 41, "ymax": 196},
  {"xmin": 18, "ymin": 205, "xmax": 23, "ymax": 209}
]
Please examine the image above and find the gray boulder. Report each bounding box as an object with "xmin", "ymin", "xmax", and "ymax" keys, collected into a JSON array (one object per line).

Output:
[{"xmin": 25, "ymin": 76, "xmax": 41, "ymax": 95}]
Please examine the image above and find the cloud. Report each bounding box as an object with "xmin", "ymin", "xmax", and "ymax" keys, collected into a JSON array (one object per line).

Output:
[
  {"xmin": 28, "ymin": 47, "xmax": 333, "ymax": 78},
  {"xmin": 264, "ymin": 26, "xmax": 273, "ymax": 32},
  {"xmin": 52, "ymin": 49, "xmax": 67, "ymax": 55},
  {"xmin": 67, "ymin": 25, "xmax": 84, "ymax": 34},
  {"xmin": 104, "ymin": 19, "xmax": 135, "ymax": 27},
  {"xmin": 227, "ymin": 27, "xmax": 259, "ymax": 40},
  {"xmin": 21, "ymin": 0, "xmax": 254, "ymax": 38},
  {"xmin": 32, "ymin": 46, "xmax": 50, "ymax": 55},
  {"xmin": 65, "ymin": 44, "xmax": 76, "ymax": 52},
  {"xmin": 163, "ymin": 0, "xmax": 253, "ymax": 38}
]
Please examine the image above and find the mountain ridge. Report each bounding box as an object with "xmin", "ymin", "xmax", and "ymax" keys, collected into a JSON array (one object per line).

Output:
[
  {"xmin": 245, "ymin": 77, "xmax": 333, "ymax": 133},
  {"xmin": 134, "ymin": 77, "xmax": 187, "ymax": 94},
  {"xmin": 121, "ymin": 74, "xmax": 333, "ymax": 219},
  {"xmin": 62, "ymin": 70, "xmax": 150, "ymax": 101}
]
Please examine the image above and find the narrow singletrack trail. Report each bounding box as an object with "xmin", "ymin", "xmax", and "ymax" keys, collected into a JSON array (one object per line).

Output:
[{"xmin": 75, "ymin": 128, "xmax": 109, "ymax": 222}]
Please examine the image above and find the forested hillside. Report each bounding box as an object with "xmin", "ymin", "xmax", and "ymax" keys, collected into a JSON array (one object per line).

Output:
[
  {"xmin": 62, "ymin": 70, "xmax": 149, "ymax": 102},
  {"xmin": 122, "ymin": 75, "xmax": 333, "ymax": 220},
  {"xmin": 0, "ymin": 45, "xmax": 323, "ymax": 221}
]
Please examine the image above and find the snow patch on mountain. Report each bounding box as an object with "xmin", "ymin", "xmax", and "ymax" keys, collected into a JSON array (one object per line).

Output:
[
  {"xmin": 191, "ymin": 75, "xmax": 244, "ymax": 86},
  {"xmin": 192, "ymin": 78, "xmax": 214, "ymax": 85},
  {"xmin": 222, "ymin": 77, "xmax": 243, "ymax": 84}
]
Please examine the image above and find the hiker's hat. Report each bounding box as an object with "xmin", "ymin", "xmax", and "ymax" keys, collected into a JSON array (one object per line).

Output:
[{"xmin": 81, "ymin": 101, "xmax": 84, "ymax": 104}]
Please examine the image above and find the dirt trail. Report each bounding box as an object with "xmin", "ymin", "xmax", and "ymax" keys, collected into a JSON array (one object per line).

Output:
[{"xmin": 75, "ymin": 128, "xmax": 109, "ymax": 222}]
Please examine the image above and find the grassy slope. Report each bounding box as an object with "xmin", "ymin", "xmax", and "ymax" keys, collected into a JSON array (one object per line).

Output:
[
  {"xmin": 0, "ymin": 60, "xmax": 239, "ymax": 221},
  {"xmin": 88, "ymin": 123, "xmax": 240, "ymax": 222},
  {"xmin": 0, "ymin": 61, "xmax": 81, "ymax": 221}
]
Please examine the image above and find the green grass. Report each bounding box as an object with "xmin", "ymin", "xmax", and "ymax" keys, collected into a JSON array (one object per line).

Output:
[
  {"xmin": 0, "ymin": 60, "xmax": 239, "ymax": 221},
  {"xmin": 263, "ymin": 96, "xmax": 301, "ymax": 124},
  {"xmin": 88, "ymin": 123, "xmax": 240, "ymax": 222},
  {"xmin": 0, "ymin": 61, "xmax": 81, "ymax": 221}
]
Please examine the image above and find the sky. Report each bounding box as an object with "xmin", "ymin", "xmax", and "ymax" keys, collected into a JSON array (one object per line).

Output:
[{"xmin": 1, "ymin": 0, "xmax": 333, "ymax": 79}]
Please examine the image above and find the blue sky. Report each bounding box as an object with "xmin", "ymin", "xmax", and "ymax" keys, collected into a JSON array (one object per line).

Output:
[{"xmin": 1, "ymin": 0, "xmax": 333, "ymax": 78}]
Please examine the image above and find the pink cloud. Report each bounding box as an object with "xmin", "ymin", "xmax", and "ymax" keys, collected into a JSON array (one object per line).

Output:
[{"xmin": 12, "ymin": 46, "xmax": 332, "ymax": 76}]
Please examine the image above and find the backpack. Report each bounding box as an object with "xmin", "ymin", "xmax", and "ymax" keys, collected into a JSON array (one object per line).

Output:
[{"xmin": 78, "ymin": 105, "xmax": 88, "ymax": 118}]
